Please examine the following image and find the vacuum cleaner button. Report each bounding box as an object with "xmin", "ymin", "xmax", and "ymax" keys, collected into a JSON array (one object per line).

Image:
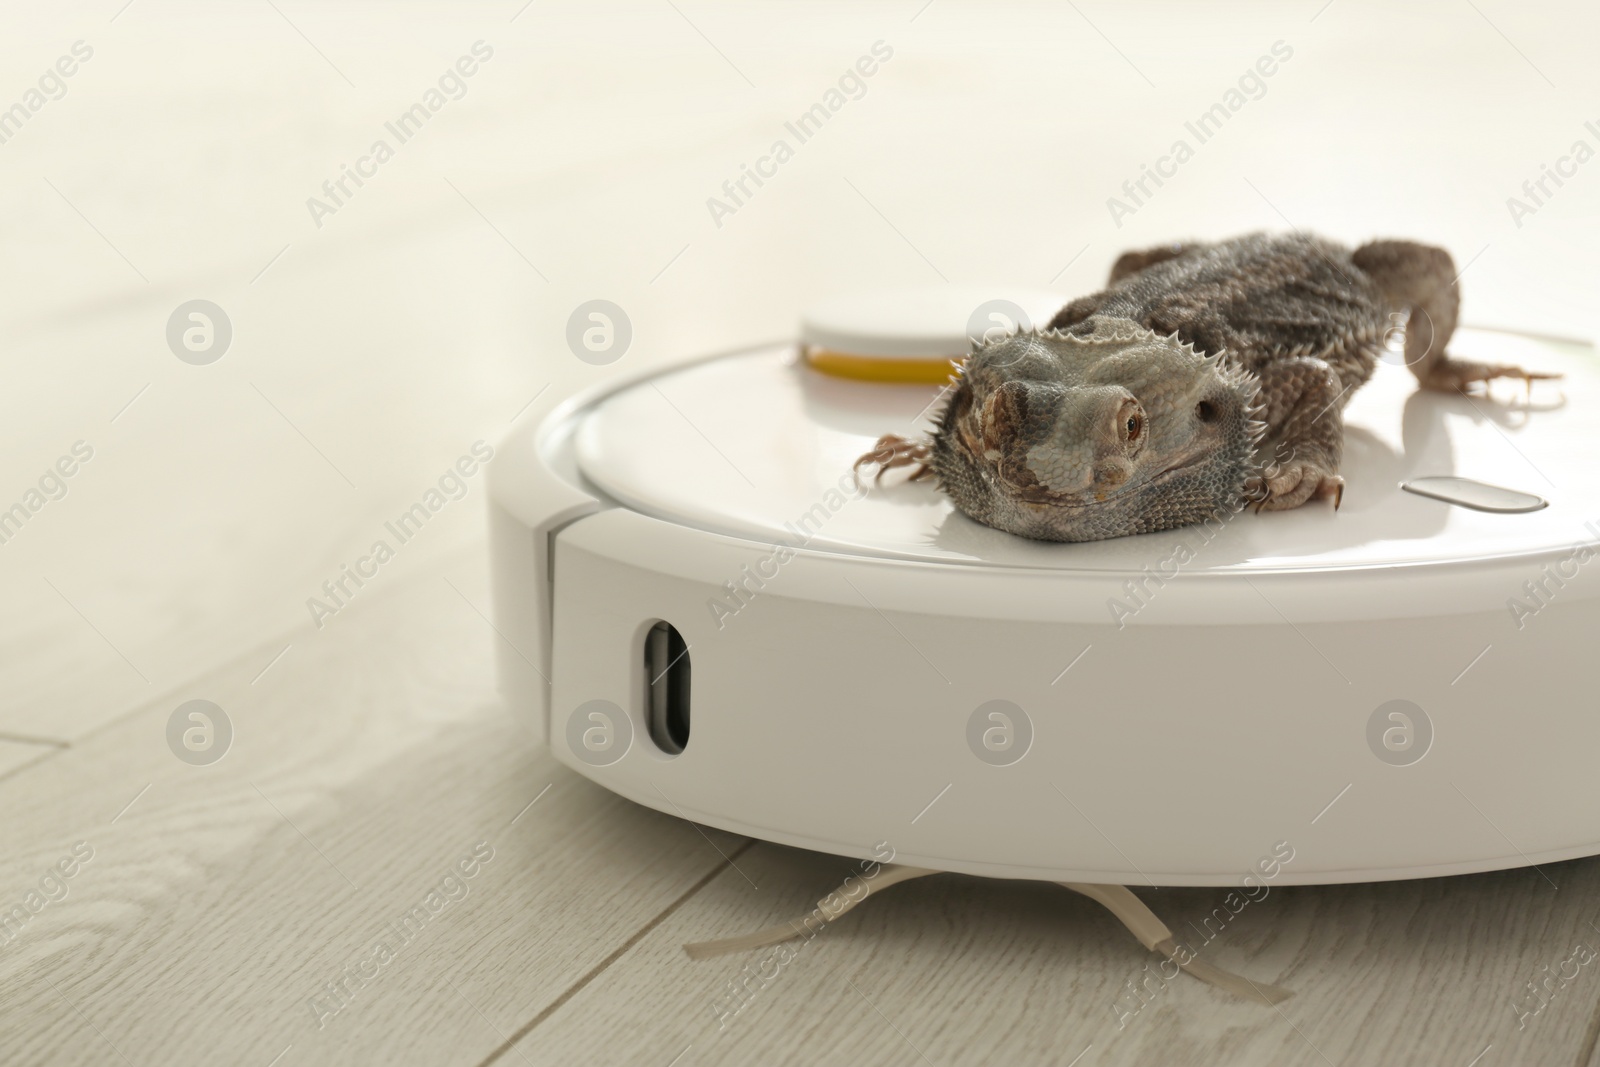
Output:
[{"xmin": 1401, "ymin": 476, "xmax": 1548, "ymax": 513}]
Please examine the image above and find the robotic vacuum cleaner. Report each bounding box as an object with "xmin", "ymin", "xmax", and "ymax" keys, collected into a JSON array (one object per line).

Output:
[{"xmin": 490, "ymin": 287, "xmax": 1595, "ymax": 887}]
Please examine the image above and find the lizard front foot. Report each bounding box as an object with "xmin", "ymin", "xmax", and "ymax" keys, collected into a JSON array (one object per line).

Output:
[
  {"xmin": 854, "ymin": 433, "xmax": 933, "ymax": 484},
  {"xmin": 1255, "ymin": 461, "xmax": 1344, "ymax": 512}
]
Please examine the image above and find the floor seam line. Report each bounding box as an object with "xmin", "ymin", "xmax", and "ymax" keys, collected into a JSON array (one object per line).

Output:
[
  {"xmin": 0, "ymin": 745, "xmax": 67, "ymax": 784},
  {"xmin": 0, "ymin": 732, "xmax": 70, "ymax": 747},
  {"xmin": 474, "ymin": 837, "xmax": 758, "ymax": 1067},
  {"xmin": 1, "ymin": 546, "xmax": 484, "ymax": 783}
]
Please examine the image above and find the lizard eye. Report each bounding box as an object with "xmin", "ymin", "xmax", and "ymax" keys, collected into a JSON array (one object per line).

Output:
[{"xmin": 1124, "ymin": 413, "xmax": 1142, "ymax": 441}]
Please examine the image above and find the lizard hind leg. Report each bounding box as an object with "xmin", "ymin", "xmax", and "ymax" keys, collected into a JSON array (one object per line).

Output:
[{"xmin": 1352, "ymin": 239, "xmax": 1560, "ymax": 395}]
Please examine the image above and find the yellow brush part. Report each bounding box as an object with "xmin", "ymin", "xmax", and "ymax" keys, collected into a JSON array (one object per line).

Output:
[{"xmin": 804, "ymin": 348, "xmax": 959, "ymax": 384}]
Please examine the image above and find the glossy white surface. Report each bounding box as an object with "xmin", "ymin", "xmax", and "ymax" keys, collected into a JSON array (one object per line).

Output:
[{"xmin": 575, "ymin": 329, "xmax": 1595, "ymax": 573}]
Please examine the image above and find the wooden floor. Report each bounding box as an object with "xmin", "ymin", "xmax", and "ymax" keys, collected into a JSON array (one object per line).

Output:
[{"xmin": 3, "ymin": 547, "xmax": 1599, "ymax": 1067}]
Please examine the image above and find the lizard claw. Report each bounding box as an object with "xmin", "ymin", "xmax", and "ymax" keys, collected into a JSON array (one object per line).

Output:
[
  {"xmin": 1258, "ymin": 463, "xmax": 1343, "ymax": 512},
  {"xmin": 854, "ymin": 433, "xmax": 932, "ymax": 486}
]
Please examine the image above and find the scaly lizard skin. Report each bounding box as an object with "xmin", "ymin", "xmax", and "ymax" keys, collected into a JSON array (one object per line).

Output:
[{"xmin": 856, "ymin": 232, "xmax": 1556, "ymax": 543}]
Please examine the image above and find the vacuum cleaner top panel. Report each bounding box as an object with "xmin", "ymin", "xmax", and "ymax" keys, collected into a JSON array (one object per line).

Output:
[{"xmin": 573, "ymin": 329, "xmax": 1593, "ymax": 574}]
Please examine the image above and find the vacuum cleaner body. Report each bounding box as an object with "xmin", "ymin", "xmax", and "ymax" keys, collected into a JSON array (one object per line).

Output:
[{"xmin": 492, "ymin": 293, "xmax": 1598, "ymax": 886}]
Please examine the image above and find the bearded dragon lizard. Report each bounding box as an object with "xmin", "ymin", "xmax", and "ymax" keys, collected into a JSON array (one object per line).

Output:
[{"xmin": 857, "ymin": 233, "xmax": 1556, "ymax": 542}]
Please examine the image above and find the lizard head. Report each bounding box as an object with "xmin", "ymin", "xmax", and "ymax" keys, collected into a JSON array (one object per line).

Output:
[{"xmin": 924, "ymin": 319, "xmax": 1264, "ymax": 542}]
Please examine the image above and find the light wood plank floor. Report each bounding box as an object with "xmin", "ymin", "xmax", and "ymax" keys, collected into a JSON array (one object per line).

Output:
[
  {"xmin": 0, "ymin": 740, "xmax": 62, "ymax": 779},
  {"xmin": 3, "ymin": 544, "xmax": 1598, "ymax": 1067}
]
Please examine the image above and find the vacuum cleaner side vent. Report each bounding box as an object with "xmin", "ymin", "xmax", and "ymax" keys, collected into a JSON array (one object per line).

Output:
[{"xmin": 644, "ymin": 621, "xmax": 691, "ymax": 755}]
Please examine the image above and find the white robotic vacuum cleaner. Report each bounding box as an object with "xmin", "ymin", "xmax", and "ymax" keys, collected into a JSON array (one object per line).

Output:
[{"xmin": 490, "ymin": 287, "xmax": 1596, "ymax": 888}]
